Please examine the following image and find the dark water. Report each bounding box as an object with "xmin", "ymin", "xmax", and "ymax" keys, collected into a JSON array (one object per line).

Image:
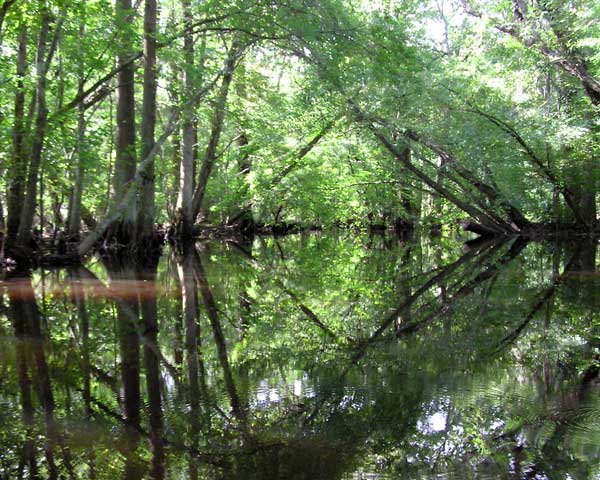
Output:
[{"xmin": 1, "ymin": 232, "xmax": 599, "ymax": 479}]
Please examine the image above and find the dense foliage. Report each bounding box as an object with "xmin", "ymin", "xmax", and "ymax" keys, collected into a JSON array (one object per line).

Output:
[{"xmin": 0, "ymin": 0, "xmax": 598, "ymax": 260}]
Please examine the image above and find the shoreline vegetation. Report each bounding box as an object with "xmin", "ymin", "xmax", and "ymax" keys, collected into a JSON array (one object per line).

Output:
[
  {"xmin": 2, "ymin": 218, "xmax": 598, "ymax": 271},
  {"xmin": 0, "ymin": 0, "xmax": 599, "ymax": 268}
]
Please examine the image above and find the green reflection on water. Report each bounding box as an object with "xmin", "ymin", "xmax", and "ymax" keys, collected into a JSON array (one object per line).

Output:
[{"xmin": 1, "ymin": 233, "xmax": 599, "ymax": 479}]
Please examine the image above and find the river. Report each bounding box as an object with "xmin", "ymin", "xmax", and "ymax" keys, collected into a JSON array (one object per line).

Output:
[{"xmin": 1, "ymin": 232, "xmax": 599, "ymax": 479}]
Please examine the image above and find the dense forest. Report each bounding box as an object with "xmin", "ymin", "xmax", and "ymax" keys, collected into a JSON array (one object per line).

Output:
[
  {"xmin": 0, "ymin": 0, "xmax": 599, "ymax": 265},
  {"xmin": 1, "ymin": 1, "xmax": 600, "ymax": 477}
]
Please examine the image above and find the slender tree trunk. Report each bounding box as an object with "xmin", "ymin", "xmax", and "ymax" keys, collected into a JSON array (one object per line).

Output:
[
  {"xmin": 0, "ymin": 194, "xmax": 4, "ymax": 232},
  {"xmin": 119, "ymin": 282, "xmax": 141, "ymax": 426},
  {"xmin": 137, "ymin": 0, "xmax": 158, "ymax": 244},
  {"xmin": 165, "ymin": 14, "xmax": 181, "ymax": 222},
  {"xmin": 6, "ymin": 24, "xmax": 28, "ymax": 243},
  {"xmin": 67, "ymin": 22, "xmax": 86, "ymax": 239},
  {"xmin": 112, "ymin": 0, "xmax": 137, "ymax": 243},
  {"xmin": 270, "ymin": 117, "xmax": 338, "ymax": 187},
  {"xmin": 17, "ymin": 6, "xmax": 55, "ymax": 244},
  {"xmin": 171, "ymin": 257, "xmax": 184, "ymax": 366},
  {"xmin": 579, "ymin": 158, "xmax": 597, "ymax": 227},
  {"xmin": 232, "ymin": 60, "xmax": 252, "ymax": 225},
  {"xmin": 396, "ymin": 147, "xmax": 418, "ymax": 230},
  {"xmin": 28, "ymin": 290, "xmax": 61, "ymax": 479},
  {"xmin": 69, "ymin": 268, "xmax": 92, "ymax": 417},
  {"xmin": 175, "ymin": 0, "xmax": 196, "ymax": 239},
  {"xmin": 395, "ymin": 244, "xmax": 413, "ymax": 335},
  {"xmin": 191, "ymin": 41, "xmax": 242, "ymax": 221},
  {"xmin": 169, "ymin": 122, "xmax": 182, "ymax": 221},
  {"xmin": 579, "ymin": 110, "xmax": 597, "ymax": 226},
  {"xmin": 106, "ymin": 81, "xmax": 115, "ymax": 211}
]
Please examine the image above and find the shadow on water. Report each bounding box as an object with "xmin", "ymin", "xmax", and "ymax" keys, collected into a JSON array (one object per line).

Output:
[{"xmin": 0, "ymin": 232, "xmax": 599, "ymax": 479}]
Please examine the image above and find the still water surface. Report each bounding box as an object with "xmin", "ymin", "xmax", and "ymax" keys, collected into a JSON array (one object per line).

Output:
[{"xmin": 1, "ymin": 232, "xmax": 599, "ymax": 479}]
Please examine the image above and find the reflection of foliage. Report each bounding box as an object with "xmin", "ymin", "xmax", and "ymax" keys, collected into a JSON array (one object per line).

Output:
[{"xmin": 0, "ymin": 235, "xmax": 599, "ymax": 478}]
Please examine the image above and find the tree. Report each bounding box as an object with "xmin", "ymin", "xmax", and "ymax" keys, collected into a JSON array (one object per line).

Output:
[
  {"xmin": 111, "ymin": 0, "xmax": 138, "ymax": 243},
  {"xmin": 137, "ymin": 0, "xmax": 158, "ymax": 245},
  {"xmin": 1, "ymin": 0, "xmax": 599, "ymax": 266}
]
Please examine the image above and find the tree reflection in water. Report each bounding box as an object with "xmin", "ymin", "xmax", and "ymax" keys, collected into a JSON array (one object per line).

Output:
[{"xmin": 0, "ymin": 233, "xmax": 599, "ymax": 479}]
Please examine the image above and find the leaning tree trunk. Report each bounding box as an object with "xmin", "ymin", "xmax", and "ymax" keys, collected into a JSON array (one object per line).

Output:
[
  {"xmin": 111, "ymin": 0, "xmax": 137, "ymax": 244},
  {"xmin": 137, "ymin": 0, "xmax": 158, "ymax": 246},
  {"xmin": 191, "ymin": 41, "xmax": 242, "ymax": 221},
  {"xmin": 193, "ymin": 252, "xmax": 249, "ymax": 437}
]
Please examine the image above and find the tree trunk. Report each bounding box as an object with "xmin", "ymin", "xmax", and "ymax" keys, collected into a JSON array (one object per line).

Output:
[
  {"xmin": 270, "ymin": 117, "xmax": 338, "ymax": 187},
  {"xmin": 17, "ymin": 7, "xmax": 60, "ymax": 244},
  {"xmin": 405, "ymin": 129, "xmax": 529, "ymax": 229},
  {"xmin": 578, "ymin": 139, "xmax": 598, "ymax": 227},
  {"xmin": 396, "ymin": 147, "xmax": 418, "ymax": 230},
  {"xmin": 6, "ymin": 24, "xmax": 28, "ymax": 243},
  {"xmin": 67, "ymin": 21, "xmax": 86, "ymax": 239},
  {"xmin": 231, "ymin": 59, "xmax": 254, "ymax": 231},
  {"xmin": 193, "ymin": 253, "xmax": 249, "ymax": 435},
  {"xmin": 112, "ymin": 0, "xmax": 137, "ymax": 243},
  {"xmin": 69, "ymin": 267, "xmax": 96, "ymax": 476},
  {"xmin": 368, "ymin": 123, "xmax": 514, "ymax": 233},
  {"xmin": 9, "ymin": 275, "xmax": 63, "ymax": 478},
  {"xmin": 137, "ymin": 0, "xmax": 158, "ymax": 244},
  {"xmin": 0, "ymin": 193, "xmax": 4, "ymax": 232},
  {"xmin": 175, "ymin": 0, "xmax": 196, "ymax": 239},
  {"xmin": 77, "ymin": 54, "xmax": 231, "ymax": 257},
  {"xmin": 191, "ymin": 41, "xmax": 242, "ymax": 221}
]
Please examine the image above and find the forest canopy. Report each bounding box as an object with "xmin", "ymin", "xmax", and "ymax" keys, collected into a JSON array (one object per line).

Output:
[{"xmin": 0, "ymin": 0, "xmax": 598, "ymax": 263}]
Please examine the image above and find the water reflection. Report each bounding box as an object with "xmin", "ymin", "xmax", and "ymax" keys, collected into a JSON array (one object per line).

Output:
[{"xmin": 0, "ymin": 233, "xmax": 599, "ymax": 479}]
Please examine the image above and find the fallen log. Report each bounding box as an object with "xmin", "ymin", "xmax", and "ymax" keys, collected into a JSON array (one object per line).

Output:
[{"xmin": 461, "ymin": 220, "xmax": 505, "ymax": 237}]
